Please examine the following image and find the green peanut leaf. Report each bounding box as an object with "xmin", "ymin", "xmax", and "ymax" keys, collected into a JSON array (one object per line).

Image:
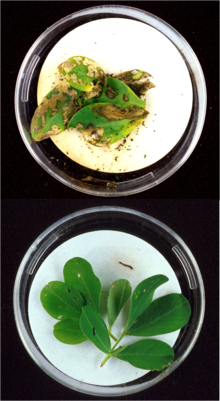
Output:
[
  {"xmin": 63, "ymin": 257, "xmax": 101, "ymax": 313},
  {"xmin": 125, "ymin": 275, "xmax": 169, "ymax": 331},
  {"xmin": 31, "ymin": 81, "xmax": 79, "ymax": 141},
  {"xmin": 68, "ymin": 103, "xmax": 148, "ymax": 146},
  {"xmin": 62, "ymin": 56, "xmax": 106, "ymax": 92},
  {"xmin": 40, "ymin": 281, "xmax": 85, "ymax": 320},
  {"xmin": 83, "ymin": 77, "xmax": 146, "ymax": 109},
  {"xmin": 107, "ymin": 279, "xmax": 132, "ymax": 329},
  {"xmin": 53, "ymin": 317, "xmax": 87, "ymax": 344},
  {"xmin": 115, "ymin": 339, "xmax": 174, "ymax": 371},
  {"xmin": 127, "ymin": 293, "xmax": 191, "ymax": 337},
  {"xmin": 80, "ymin": 305, "xmax": 111, "ymax": 354},
  {"xmin": 113, "ymin": 69, "xmax": 156, "ymax": 97}
]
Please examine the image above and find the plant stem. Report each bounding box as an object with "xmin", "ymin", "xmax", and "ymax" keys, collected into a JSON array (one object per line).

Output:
[
  {"xmin": 100, "ymin": 353, "xmax": 111, "ymax": 367},
  {"xmin": 100, "ymin": 330, "xmax": 126, "ymax": 367}
]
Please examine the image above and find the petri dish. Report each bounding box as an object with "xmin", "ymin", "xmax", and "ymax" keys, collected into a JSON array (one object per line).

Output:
[
  {"xmin": 14, "ymin": 5, "xmax": 206, "ymax": 196},
  {"xmin": 13, "ymin": 206, "xmax": 205, "ymax": 396}
]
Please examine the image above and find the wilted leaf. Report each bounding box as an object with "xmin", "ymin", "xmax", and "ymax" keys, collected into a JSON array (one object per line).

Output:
[
  {"xmin": 83, "ymin": 77, "xmax": 146, "ymax": 109},
  {"xmin": 40, "ymin": 281, "xmax": 85, "ymax": 320},
  {"xmin": 53, "ymin": 317, "xmax": 87, "ymax": 344},
  {"xmin": 80, "ymin": 305, "xmax": 111, "ymax": 354},
  {"xmin": 31, "ymin": 81, "xmax": 79, "ymax": 141},
  {"xmin": 63, "ymin": 257, "xmax": 101, "ymax": 313},
  {"xmin": 127, "ymin": 293, "xmax": 191, "ymax": 336},
  {"xmin": 115, "ymin": 339, "xmax": 174, "ymax": 370},
  {"xmin": 125, "ymin": 275, "xmax": 169, "ymax": 331},
  {"xmin": 113, "ymin": 69, "xmax": 156, "ymax": 96},
  {"xmin": 68, "ymin": 103, "xmax": 148, "ymax": 146},
  {"xmin": 107, "ymin": 279, "xmax": 132, "ymax": 329},
  {"xmin": 62, "ymin": 56, "xmax": 107, "ymax": 92}
]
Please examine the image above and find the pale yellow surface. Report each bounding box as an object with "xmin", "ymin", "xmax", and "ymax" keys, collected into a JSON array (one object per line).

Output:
[{"xmin": 37, "ymin": 18, "xmax": 193, "ymax": 173}]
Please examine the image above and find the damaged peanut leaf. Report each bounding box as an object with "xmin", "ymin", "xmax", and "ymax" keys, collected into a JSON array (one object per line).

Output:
[
  {"xmin": 125, "ymin": 275, "xmax": 169, "ymax": 331},
  {"xmin": 114, "ymin": 69, "xmax": 155, "ymax": 97},
  {"xmin": 31, "ymin": 81, "xmax": 79, "ymax": 141},
  {"xmin": 115, "ymin": 339, "xmax": 174, "ymax": 371},
  {"xmin": 80, "ymin": 305, "xmax": 111, "ymax": 354},
  {"xmin": 62, "ymin": 56, "xmax": 107, "ymax": 92},
  {"xmin": 83, "ymin": 77, "xmax": 146, "ymax": 109},
  {"xmin": 53, "ymin": 317, "xmax": 87, "ymax": 344},
  {"xmin": 107, "ymin": 279, "xmax": 132, "ymax": 336},
  {"xmin": 68, "ymin": 103, "xmax": 149, "ymax": 146},
  {"xmin": 127, "ymin": 293, "xmax": 191, "ymax": 337},
  {"xmin": 40, "ymin": 281, "xmax": 85, "ymax": 320},
  {"xmin": 63, "ymin": 257, "xmax": 101, "ymax": 313}
]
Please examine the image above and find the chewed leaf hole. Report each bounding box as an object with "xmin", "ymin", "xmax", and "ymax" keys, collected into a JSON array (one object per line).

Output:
[
  {"xmin": 78, "ymin": 274, "xmax": 81, "ymax": 277},
  {"xmin": 66, "ymin": 288, "xmax": 71, "ymax": 293}
]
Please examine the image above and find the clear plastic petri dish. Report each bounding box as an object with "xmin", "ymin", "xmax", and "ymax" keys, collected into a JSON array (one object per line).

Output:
[
  {"xmin": 14, "ymin": 5, "xmax": 206, "ymax": 197},
  {"xmin": 13, "ymin": 206, "xmax": 205, "ymax": 397}
]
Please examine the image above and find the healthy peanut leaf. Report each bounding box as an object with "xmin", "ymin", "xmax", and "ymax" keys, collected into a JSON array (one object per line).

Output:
[
  {"xmin": 125, "ymin": 275, "xmax": 169, "ymax": 331},
  {"xmin": 62, "ymin": 56, "xmax": 106, "ymax": 91},
  {"xmin": 31, "ymin": 82, "xmax": 78, "ymax": 141},
  {"xmin": 80, "ymin": 305, "xmax": 111, "ymax": 354},
  {"xmin": 53, "ymin": 317, "xmax": 87, "ymax": 344},
  {"xmin": 63, "ymin": 257, "xmax": 101, "ymax": 313},
  {"xmin": 40, "ymin": 281, "xmax": 85, "ymax": 320},
  {"xmin": 68, "ymin": 103, "xmax": 148, "ymax": 146},
  {"xmin": 107, "ymin": 279, "xmax": 132, "ymax": 329},
  {"xmin": 127, "ymin": 293, "xmax": 191, "ymax": 337},
  {"xmin": 83, "ymin": 77, "xmax": 146, "ymax": 109},
  {"xmin": 115, "ymin": 339, "xmax": 174, "ymax": 370}
]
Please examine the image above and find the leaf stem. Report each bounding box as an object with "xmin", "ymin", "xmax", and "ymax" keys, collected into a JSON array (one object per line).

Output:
[
  {"xmin": 100, "ymin": 353, "xmax": 111, "ymax": 367},
  {"xmin": 109, "ymin": 331, "xmax": 118, "ymax": 342},
  {"xmin": 100, "ymin": 330, "xmax": 126, "ymax": 367}
]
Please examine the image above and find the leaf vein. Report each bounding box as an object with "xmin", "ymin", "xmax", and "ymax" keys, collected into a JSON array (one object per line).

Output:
[
  {"xmin": 84, "ymin": 312, "xmax": 109, "ymax": 352},
  {"xmin": 130, "ymin": 302, "xmax": 186, "ymax": 332},
  {"xmin": 80, "ymin": 275, "xmax": 97, "ymax": 311},
  {"xmin": 48, "ymin": 287, "xmax": 80, "ymax": 314}
]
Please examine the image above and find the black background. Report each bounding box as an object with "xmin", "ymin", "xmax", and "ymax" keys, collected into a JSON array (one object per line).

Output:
[
  {"xmin": 2, "ymin": 0, "xmax": 219, "ymax": 199},
  {"xmin": 2, "ymin": 199, "xmax": 219, "ymax": 400}
]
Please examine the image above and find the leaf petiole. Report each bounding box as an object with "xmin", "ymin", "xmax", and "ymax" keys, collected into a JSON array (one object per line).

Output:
[
  {"xmin": 108, "ymin": 329, "xmax": 118, "ymax": 342},
  {"xmin": 100, "ymin": 330, "xmax": 126, "ymax": 367}
]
